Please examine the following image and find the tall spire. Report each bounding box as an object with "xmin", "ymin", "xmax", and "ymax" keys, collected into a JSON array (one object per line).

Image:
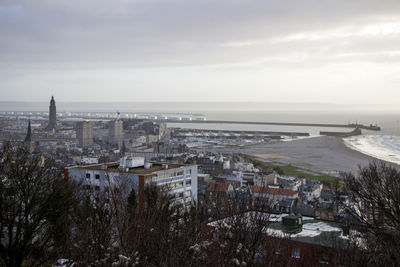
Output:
[
  {"xmin": 47, "ymin": 95, "xmax": 57, "ymax": 131},
  {"xmin": 25, "ymin": 119, "xmax": 32, "ymax": 142}
]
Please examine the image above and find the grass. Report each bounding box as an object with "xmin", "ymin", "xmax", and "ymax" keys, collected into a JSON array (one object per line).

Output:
[{"xmin": 241, "ymin": 154, "xmax": 342, "ymax": 187}]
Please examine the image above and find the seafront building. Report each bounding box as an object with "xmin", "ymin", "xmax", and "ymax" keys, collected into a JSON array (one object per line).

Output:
[
  {"xmin": 76, "ymin": 121, "xmax": 93, "ymax": 147},
  {"xmin": 65, "ymin": 157, "xmax": 198, "ymax": 208}
]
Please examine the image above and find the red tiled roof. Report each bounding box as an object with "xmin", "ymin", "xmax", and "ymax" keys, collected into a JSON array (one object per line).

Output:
[
  {"xmin": 251, "ymin": 186, "xmax": 297, "ymax": 196},
  {"xmin": 207, "ymin": 182, "xmax": 231, "ymax": 192}
]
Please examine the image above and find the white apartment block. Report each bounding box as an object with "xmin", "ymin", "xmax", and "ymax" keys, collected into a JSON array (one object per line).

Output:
[{"xmin": 65, "ymin": 157, "xmax": 198, "ymax": 207}]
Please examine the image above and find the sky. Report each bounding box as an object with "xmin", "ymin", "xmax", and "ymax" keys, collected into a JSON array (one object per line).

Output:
[{"xmin": 1, "ymin": 0, "xmax": 400, "ymax": 105}]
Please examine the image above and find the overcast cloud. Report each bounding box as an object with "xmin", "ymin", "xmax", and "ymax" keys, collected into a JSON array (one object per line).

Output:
[{"xmin": 1, "ymin": 0, "xmax": 400, "ymax": 104}]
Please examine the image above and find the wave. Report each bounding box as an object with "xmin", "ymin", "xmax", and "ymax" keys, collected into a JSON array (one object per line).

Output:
[{"xmin": 343, "ymin": 135, "xmax": 400, "ymax": 165}]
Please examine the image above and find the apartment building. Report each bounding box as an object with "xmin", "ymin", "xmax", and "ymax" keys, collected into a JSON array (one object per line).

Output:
[{"xmin": 65, "ymin": 157, "xmax": 198, "ymax": 207}]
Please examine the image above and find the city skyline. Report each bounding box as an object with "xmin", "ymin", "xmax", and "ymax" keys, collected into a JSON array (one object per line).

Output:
[{"xmin": 1, "ymin": 1, "xmax": 400, "ymax": 104}]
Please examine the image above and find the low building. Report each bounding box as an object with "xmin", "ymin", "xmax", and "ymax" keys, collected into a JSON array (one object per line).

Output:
[
  {"xmin": 252, "ymin": 186, "xmax": 299, "ymax": 201},
  {"xmin": 315, "ymin": 201, "xmax": 336, "ymax": 221},
  {"xmin": 320, "ymin": 189, "xmax": 336, "ymax": 202},
  {"xmin": 234, "ymin": 162, "xmax": 256, "ymax": 172},
  {"xmin": 274, "ymin": 198, "xmax": 297, "ymax": 213},
  {"xmin": 242, "ymin": 171, "xmax": 258, "ymax": 185},
  {"xmin": 296, "ymin": 203, "xmax": 315, "ymax": 217},
  {"xmin": 205, "ymin": 182, "xmax": 234, "ymax": 209},
  {"xmin": 301, "ymin": 181, "xmax": 323, "ymax": 202},
  {"xmin": 277, "ymin": 176, "xmax": 303, "ymax": 191},
  {"xmin": 216, "ymin": 170, "xmax": 243, "ymax": 188},
  {"xmin": 255, "ymin": 172, "xmax": 277, "ymax": 186},
  {"xmin": 196, "ymin": 157, "xmax": 224, "ymax": 176},
  {"xmin": 81, "ymin": 157, "xmax": 99, "ymax": 165},
  {"xmin": 207, "ymin": 211, "xmax": 350, "ymax": 266}
]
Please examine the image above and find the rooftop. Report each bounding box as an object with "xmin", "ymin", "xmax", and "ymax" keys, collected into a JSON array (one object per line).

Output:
[
  {"xmin": 68, "ymin": 161, "xmax": 193, "ymax": 175},
  {"xmin": 208, "ymin": 211, "xmax": 347, "ymax": 248},
  {"xmin": 252, "ymin": 186, "xmax": 298, "ymax": 196},
  {"xmin": 207, "ymin": 182, "xmax": 232, "ymax": 192}
]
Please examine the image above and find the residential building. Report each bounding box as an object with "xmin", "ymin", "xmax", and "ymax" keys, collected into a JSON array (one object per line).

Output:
[
  {"xmin": 252, "ymin": 186, "xmax": 299, "ymax": 201},
  {"xmin": 274, "ymin": 198, "xmax": 297, "ymax": 213},
  {"xmin": 207, "ymin": 212, "xmax": 349, "ymax": 266},
  {"xmin": 242, "ymin": 171, "xmax": 258, "ymax": 185},
  {"xmin": 301, "ymin": 181, "xmax": 323, "ymax": 202},
  {"xmin": 216, "ymin": 170, "xmax": 243, "ymax": 187},
  {"xmin": 255, "ymin": 172, "xmax": 277, "ymax": 186},
  {"xmin": 234, "ymin": 162, "xmax": 256, "ymax": 172},
  {"xmin": 76, "ymin": 121, "xmax": 93, "ymax": 147},
  {"xmin": 205, "ymin": 182, "xmax": 234, "ymax": 208},
  {"xmin": 277, "ymin": 176, "xmax": 303, "ymax": 191},
  {"xmin": 65, "ymin": 158, "xmax": 198, "ymax": 208},
  {"xmin": 315, "ymin": 201, "xmax": 336, "ymax": 221},
  {"xmin": 196, "ymin": 157, "xmax": 224, "ymax": 176},
  {"xmin": 109, "ymin": 119, "xmax": 123, "ymax": 145},
  {"xmin": 320, "ymin": 189, "xmax": 336, "ymax": 202},
  {"xmin": 296, "ymin": 203, "xmax": 315, "ymax": 217}
]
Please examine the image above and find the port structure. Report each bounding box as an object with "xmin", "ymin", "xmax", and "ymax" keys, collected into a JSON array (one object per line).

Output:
[{"xmin": 156, "ymin": 119, "xmax": 381, "ymax": 131}]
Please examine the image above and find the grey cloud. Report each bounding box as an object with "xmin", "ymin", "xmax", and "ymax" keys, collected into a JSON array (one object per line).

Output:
[
  {"xmin": 2, "ymin": 0, "xmax": 400, "ymax": 69},
  {"xmin": 2, "ymin": 0, "xmax": 400, "ymax": 103}
]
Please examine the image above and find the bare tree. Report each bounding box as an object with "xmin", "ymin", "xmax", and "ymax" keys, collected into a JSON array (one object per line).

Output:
[
  {"xmin": 342, "ymin": 162, "xmax": 400, "ymax": 266},
  {"xmin": 0, "ymin": 144, "xmax": 75, "ymax": 267}
]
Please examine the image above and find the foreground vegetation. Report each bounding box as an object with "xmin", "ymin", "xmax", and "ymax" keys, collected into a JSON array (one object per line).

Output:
[{"xmin": 1, "ymin": 144, "xmax": 399, "ymax": 266}]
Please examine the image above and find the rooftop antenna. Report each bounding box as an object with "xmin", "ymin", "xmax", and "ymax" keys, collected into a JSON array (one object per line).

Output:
[{"xmin": 116, "ymin": 111, "xmax": 120, "ymax": 120}]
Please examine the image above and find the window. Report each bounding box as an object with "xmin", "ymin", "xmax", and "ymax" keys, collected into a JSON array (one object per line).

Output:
[
  {"xmin": 86, "ymin": 173, "xmax": 91, "ymax": 179},
  {"xmin": 320, "ymin": 253, "xmax": 329, "ymax": 264},
  {"xmin": 292, "ymin": 247, "xmax": 300, "ymax": 258},
  {"xmin": 186, "ymin": 169, "xmax": 192, "ymax": 175},
  {"xmin": 175, "ymin": 182, "xmax": 183, "ymax": 188},
  {"xmin": 186, "ymin": 179, "xmax": 191, "ymax": 186},
  {"xmin": 212, "ymin": 232, "xmax": 219, "ymax": 241},
  {"xmin": 95, "ymin": 174, "xmax": 100, "ymax": 180},
  {"xmin": 177, "ymin": 170, "xmax": 184, "ymax": 176}
]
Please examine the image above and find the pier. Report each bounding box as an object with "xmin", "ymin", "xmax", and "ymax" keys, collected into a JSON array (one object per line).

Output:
[
  {"xmin": 159, "ymin": 119, "xmax": 381, "ymax": 131},
  {"xmin": 171, "ymin": 128, "xmax": 310, "ymax": 140},
  {"xmin": 320, "ymin": 128, "xmax": 362, "ymax": 137}
]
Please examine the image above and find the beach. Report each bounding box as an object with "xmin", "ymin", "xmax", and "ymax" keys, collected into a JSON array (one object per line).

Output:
[{"xmin": 234, "ymin": 136, "xmax": 399, "ymax": 176}]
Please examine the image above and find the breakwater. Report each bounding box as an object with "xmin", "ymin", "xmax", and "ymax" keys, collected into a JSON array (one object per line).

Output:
[
  {"xmin": 171, "ymin": 128, "xmax": 310, "ymax": 139},
  {"xmin": 320, "ymin": 128, "xmax": 362, "ymax": 137},
  {"xmin": 157, "ymin": 119, "xmax": 381, "ymax": 131}
]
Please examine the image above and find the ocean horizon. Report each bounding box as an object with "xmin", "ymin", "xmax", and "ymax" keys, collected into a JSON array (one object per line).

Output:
[{"xmin": 1, "ymin": 101, "xmax": 399, "ymax": 164}]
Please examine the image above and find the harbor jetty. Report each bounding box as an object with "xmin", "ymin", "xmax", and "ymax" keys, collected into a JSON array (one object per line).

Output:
[
  {"xmin": 320, "ymin": 128, "xmax": 362, "ymax": 137},
  {"xmin": 160, "ymin": 119, "xmax": 381, "ymax": 131}
]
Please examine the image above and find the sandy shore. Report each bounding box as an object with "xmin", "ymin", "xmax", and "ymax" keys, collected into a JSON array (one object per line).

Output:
[{"xmin": 233, "ymin": 136, "xmax": 399, "ymax": 176}]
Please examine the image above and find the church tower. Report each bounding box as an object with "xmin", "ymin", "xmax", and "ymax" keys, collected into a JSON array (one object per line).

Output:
[
  {"xmin": 24, "ymin": 119, "xmax": 35, "ymax": 153},
  {"xmin": 47, "ymin": 96, "xmax": 57, "ymax": 131}
]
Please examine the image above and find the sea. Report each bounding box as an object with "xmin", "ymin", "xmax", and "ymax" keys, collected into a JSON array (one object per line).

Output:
[{"xmin": 1, "ymin": 101, "xmax": 399, "ymax": 165}]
